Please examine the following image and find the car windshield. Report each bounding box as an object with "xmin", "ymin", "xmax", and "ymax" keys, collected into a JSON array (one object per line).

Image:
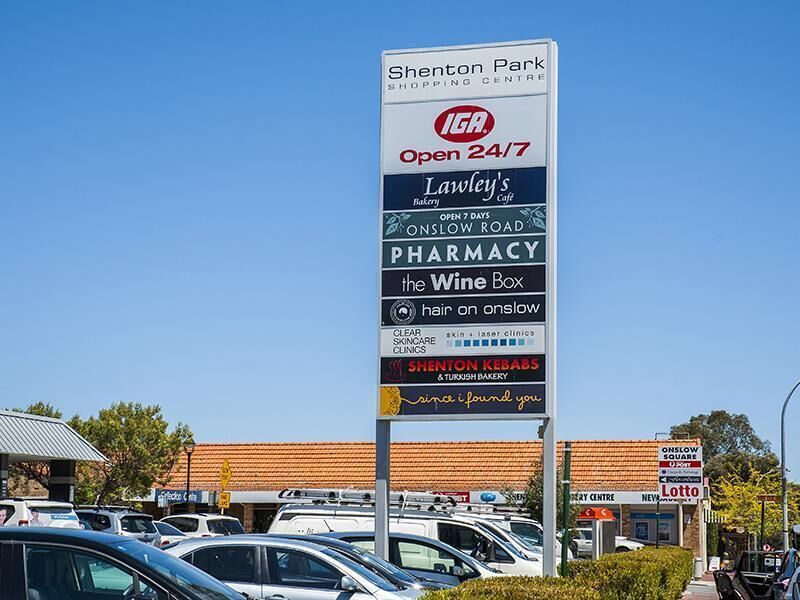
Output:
[
  {"xmin": 155, "ymin": 522, "xmax": 186, "ymax": 536},
  {"xmin": 121, "ymin": 515, "xmax": 157, "ymax": 534},
  {"xmin": 474, "ymin": 522, "xmax": 525, "ymax": 559},
  {"xmin": 208, "ymin": 519, "xmax": 246, "ymax": 535},
  {"xmin": 508, "ymin": 530, "xmax": 542, "ymax": 553},
  {"xmin": 509, "ymin": 521, "xmax": 544, "ymax": 546},
  {"xmin": 331, "ymin": 542, "xmax": 417, "ymax": 584},
  {"xmin": 113, "ymin": 540, "xmax": 243, "ymax": 600},
  {"xmin": 320, "ymin": 548, "xmax": 400, "ymax": 592}
]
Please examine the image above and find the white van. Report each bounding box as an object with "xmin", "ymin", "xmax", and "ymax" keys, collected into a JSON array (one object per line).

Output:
[
  {"xmin": 0, "ymin": 499, "xmax": 81, "ymax": 528},
  {"xmin": 269, "ymin": 504, "xmax": 542, "ymax": 577},
  {"xmin": 448, "ymin": 512, "xmax": 572, "ymax": 562}
]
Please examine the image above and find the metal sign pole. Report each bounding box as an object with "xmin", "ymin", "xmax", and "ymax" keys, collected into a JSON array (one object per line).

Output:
[
  {"xmin": 375, "ymin": 420, "xmax": 391, "ymax": 560},
  {"xmin": 541, "ymin": 39, "xmax": 559, "ymax": 578},
  {"xmin": 543, "ymin": 418, "xmax": 557, "ymax": 575}
]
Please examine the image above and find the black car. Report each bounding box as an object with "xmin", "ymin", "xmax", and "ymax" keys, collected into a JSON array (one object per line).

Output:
[
  {"xmin": 272, "ymin": 534, "xmax": 452, "ymax": 591},
  {"xmin": 0, "ymin": 527, "xmax": 245, "ymax": 600}
]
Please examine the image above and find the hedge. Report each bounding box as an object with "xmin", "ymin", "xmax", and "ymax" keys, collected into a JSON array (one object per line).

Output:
[
  {"xmin": 421, "ymin": 546, "xmax": 693, "ymax": 600},
  {"xmin": 422, "ymin": 577, "xmax": 601, "ymax": 600}
]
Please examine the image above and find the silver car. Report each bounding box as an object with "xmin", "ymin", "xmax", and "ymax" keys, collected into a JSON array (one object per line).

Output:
[
  {"xmin": 164, "ymin": 535, "xmax": 424, "ymax": 600},
  {"xmin": 75, "ymin": 507, "xmax": 161, "ymax": 546}
]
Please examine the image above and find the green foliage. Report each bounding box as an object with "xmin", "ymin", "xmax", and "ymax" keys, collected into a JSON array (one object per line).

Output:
[
  {"xmin": 713, "ymin": 464, "xmax": 799, "ymax": 542},
  {"xmin": 670, "ymin": 410, "xmax": 769, "ymax": 460},
  {"xmin": 422, "ymin": 547, "xmax": 692, "ymax": 600},
  {"xmin": 422, "ymin": 576, "xmax": 600, "ymax": 600},
  {"xmin": 69, "ymin": 402, "xmax": 193, "ymax": 505},
  {"xmin": 706, "ymin": 522, "xmax": 720, "ymax": 558},
  {"xmin": 704, "ymin": 450, "xmax": 779, "ymax": 486},
  {"xmin": 507, "ymin": 459, "xmax": 580, "ymax": 529}
]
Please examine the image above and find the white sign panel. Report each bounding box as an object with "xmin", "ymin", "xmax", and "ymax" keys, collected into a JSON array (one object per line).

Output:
[
  {"xmin": 384, "ymin": 42, "xmax": 548, "ymax": 103},
  {"xmin": 382, "ymin": 95, "xmax": 547, "ymax": 174},
  {"xmin": 658, "ymin": 446, "xmax": 703, "ymax": 501},
  {"xmin": 381, "ymin": 324, "xmax": 545, "ymax": 356},
  {"xmin": 378, "ymin": 39, "xmax": 556, "ymax": 422}
]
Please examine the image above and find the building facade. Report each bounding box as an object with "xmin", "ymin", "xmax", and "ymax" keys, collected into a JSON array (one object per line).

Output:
[{"xmin": 146, "ymin": 439, "xmax": 707, "ymax": 559}]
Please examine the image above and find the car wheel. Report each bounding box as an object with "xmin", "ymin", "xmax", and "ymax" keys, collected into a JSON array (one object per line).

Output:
[
  {"xmin": 615, "ymin": 547, "xmax": 630, "ymax": 553},
  {"xmin": 569, "ymin": 541, "xmax": 578, "ymax": 555}
]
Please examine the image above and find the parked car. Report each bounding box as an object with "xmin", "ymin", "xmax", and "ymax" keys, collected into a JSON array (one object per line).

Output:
[
  {"xmin": 449, "ymin": 512, "xmax": 573, "ymax": 562},
  {"xmin": 161, "ymin": 513, "xmax": 246, "ymax": 537},
  {"xmin": 732, "ymin": 550, "xmax": 783, "ymax": 600},
  {"xmin": 0, "ymin": 498, "xmax": 82, "ymax": 528},
  {"xmin": 773, "ymin": 548, "xmax": 799, "ymax": 599},
  {"xmin": 274, "ymin": 533, "xmax": 453, "ymax": 591},
  {"xmin": 155, "ymin": 520, "xmax": 188, "ymax": 546},
  {"xmin": 164, "ymin": 534, "xmax": 425, "ymax": 599},
  {"xmin": 570, "ymin": 527, "xmax": 644, "ymax": 558},
  {"xmin": 75, "ymin": 506, "xmax": 162, "ymax": 546},
  {"xmin": 322, "ymin": 531, "xmax": 506, "ymax": 587},
  {"xmin": 0, "ymin": 526, "xmax": 245, "ymax": 600},
  {"xmin": 269, "ymin": 503, "xmax": 542, "ymax": 576}
]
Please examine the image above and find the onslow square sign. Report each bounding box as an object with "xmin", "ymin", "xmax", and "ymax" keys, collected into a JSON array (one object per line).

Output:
[
  {"xmin": 383, "ymin": 167, "xmax": 546, "ymax": 211},
  {"xmin": 381, "ymin": 324, "xmax": 545, "ymax": 357},
  {"xmin": 382, "ymin": 265, "xmax": 545, "ymax": 297},
  {"xmin": 379, "ymin": 384, "xmax": 545, "ymax": 419},
  {"xmin": 380, "ymin": 354, "xmax": 545, "ymax": 384},
  {"xmin": 658, "ymin": 446, "xmax": 703, "ymax": 501},
  {"xmin": 383, "ymin": 205, "xmax": 545, "ymax": 239},
  {"xmin": 378, "ymin": 39, "xmax": 556, "ymax": 421}
]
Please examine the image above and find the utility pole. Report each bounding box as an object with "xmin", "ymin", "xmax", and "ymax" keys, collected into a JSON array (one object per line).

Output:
[{"xmin": 781, "ymin": 380, "xmax": 800, "ymax": 550}]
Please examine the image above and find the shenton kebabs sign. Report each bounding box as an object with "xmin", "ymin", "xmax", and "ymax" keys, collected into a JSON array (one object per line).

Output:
[
  {"xmin": 378, "ymin": 40, "xmax": 557, "ymax": 420},
  {"xmin": 658, "ymin": 445, "xmax": 704, "ymax": 501}
]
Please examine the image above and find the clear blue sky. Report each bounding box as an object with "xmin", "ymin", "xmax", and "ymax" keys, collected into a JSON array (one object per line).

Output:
[{"xmin": 2, "ymin": 2, "xmax": 799, "ymax": 473}]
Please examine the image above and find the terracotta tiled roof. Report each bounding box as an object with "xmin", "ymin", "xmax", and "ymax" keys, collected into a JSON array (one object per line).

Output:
[{"xmin": 162, "ymin": 439, "xmax": 700, "ymax": 493}]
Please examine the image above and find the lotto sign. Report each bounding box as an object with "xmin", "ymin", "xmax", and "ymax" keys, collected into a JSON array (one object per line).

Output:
[
  {"xmin": 658, "ymin": 446, "xmax": 703, "ymax": 501},
  {"xmin": 378, "ymin": 40, "xmax": 557, "ymax": 421}
]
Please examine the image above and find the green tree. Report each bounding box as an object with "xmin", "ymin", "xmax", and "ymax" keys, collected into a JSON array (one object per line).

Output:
[
  {"xmin": 671, "ymin": 411, "xmax": 770, "ymax": 459},
  {"xmin": 69, "ymin": 402, "xmax": 192, "ymax": 505},
  {"xmin": 714, "ymin": 463, "xmax": 800, "ymax": 546},
  {"xmin": 8, "ymin": 402, "xmax": 64, "ymax": 491},
  {"xmin": 507, "ymin": 461, "xmax": 580, "ymax": 529}
]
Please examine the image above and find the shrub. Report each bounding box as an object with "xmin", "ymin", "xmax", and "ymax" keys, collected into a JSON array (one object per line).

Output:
[
  {"xmin": 422, "ymin": 576, "xmax": 600, "ymax": 600},
  {"xmin": 422, "ymin": 546, "xmax": 694, "ymax": 600}
]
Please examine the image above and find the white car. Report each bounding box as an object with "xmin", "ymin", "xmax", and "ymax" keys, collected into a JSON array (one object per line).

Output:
[
  {"xmin": 160, "ymin": 513, "xmax": 245, "ymax": 537},
  {"xmin": 449, "ymin": 512, "xmax": 573, "ymax": 563},
  {"xmin": 164, "ymin": 535, "xmax": 424, "ymax": 599},
  {"xmin": 571, "ymin": 528, "xmax": 644, "ymax": 558},
  {"xmin": 0, "ymin": 499, "xmax": 81, "ymax": 528},
  {"xmin": 269, "ymin": 503, "xmax": 542, "ymax": 577},
  {"xmin": 154, "ymin": 520, "xmax": 188, "ymax": 546}
]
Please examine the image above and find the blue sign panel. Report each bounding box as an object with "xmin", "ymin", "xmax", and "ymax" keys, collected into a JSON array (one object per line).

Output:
[
  {"xmin": 383, "ymin": 167, "xmax": 546, "ymax": 211},
  {"xmin": 154, "ymin": 489, "xmax": 203, "ymax": 504}
]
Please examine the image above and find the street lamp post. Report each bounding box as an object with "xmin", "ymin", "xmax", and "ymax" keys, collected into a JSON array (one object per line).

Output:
[
  {"xmin": 781, "ymin": 380, "xmax": 800, "ymax": 551},
  {"xmin": 184, "ymin": 443, "xmax": 195, "ymax": 513}
]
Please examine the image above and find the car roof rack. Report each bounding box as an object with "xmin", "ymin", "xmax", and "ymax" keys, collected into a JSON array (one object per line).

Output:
[
  {"xmin": 75, "ymin": 505, "xmax": 137, "ymax": 512},
  {"xmin": 446, "ymin": 503, "xmax": 535, "ymax": 517},
  {"xmin": 278, "ymin": 488, "xmax": 456, "ymax": 512}
]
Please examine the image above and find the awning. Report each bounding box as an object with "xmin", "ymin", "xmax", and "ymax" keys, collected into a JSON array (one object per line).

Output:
[{"xmin": 0, "ymin": 410, "xmax": 106, "ymax": 463}]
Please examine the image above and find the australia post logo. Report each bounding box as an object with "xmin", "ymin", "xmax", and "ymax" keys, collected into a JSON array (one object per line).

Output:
[{"xmin": 434, "ymin": 105, "xmax": 495, "ymax": 143}]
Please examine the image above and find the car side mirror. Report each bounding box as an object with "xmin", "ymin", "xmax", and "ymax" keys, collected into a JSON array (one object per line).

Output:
[
  {"xmin": 451, "ymin": 565, "xmax": 465, "ymax": 578},
  {"xmin": 339, "ymin": 576, "xmax": 359, "ymax": 593}
]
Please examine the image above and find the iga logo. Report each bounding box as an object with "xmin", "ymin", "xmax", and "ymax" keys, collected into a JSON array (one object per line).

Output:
[{"xmin": 435, "ymin": 105, "xmax": 495, "ymax": 143}]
